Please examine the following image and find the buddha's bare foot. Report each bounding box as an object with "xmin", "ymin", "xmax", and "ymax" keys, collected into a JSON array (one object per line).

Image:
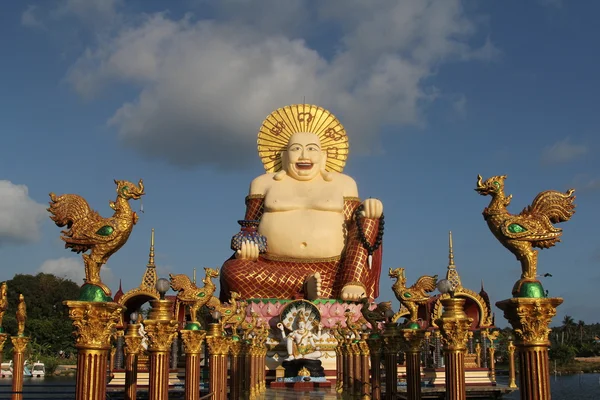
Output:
[
  {"xmin": 304, "ymin": 272, "xmax": 322, "ymax": 300},
  {"xmin": 341, "ymin": 284, "xmax": 366, "ymax": 301}
]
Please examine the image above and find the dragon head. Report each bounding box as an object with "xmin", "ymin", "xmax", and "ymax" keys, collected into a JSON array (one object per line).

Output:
[
  {"xmin": 204, "ymin": 267, "xmax": 220, "ymax": 279},
  {"xmin": 475, "ymin": 174, "xmax": 507, "ymax": 196},
  {"xmin": 114, "ymin": 179, "xmax": 145, "ymax": 200},
  {"xmin": 169, "ymin": 273, "xmax": 191, "ymax": 291},
  {"xmin": 389, "ymin": 267, "xmax": 406, "ymax": 286}
]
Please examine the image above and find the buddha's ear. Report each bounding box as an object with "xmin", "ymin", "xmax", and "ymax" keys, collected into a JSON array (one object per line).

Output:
[{"xmin": 320, "ymin": 149, "xmax": 332, "ymax": 181}]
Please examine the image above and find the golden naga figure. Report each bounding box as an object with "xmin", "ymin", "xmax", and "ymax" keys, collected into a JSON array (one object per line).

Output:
[
  {"xmin": 0, "ymin": 282, "xmax": 7, "ymax": 329},
  {"xmin": 16, "ymin": 294, "xmax": 26, "ymax": 336},
  {"xmin": 220, "ymin": 104, "xmax": 385, "ymax": 302},
  {"xmin": 475, "ymin": 175, "xmax": 576, "ymax": 297},
  {"xmin": 389, "ymin": 268, "xmax": 438, "ymax": 324},
  {"xmin": 48, "ymin": 179, "xmax": 145, "ymax": 296},
  {"xmin": 169, "ymin": 268, "xmax": 219, "ymax": 324}
]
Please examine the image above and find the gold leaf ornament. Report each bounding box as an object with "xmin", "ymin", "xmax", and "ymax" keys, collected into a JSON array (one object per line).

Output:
[{"xmin": 258, "ymin": 104, "xmax": 349, "ymax": 173}]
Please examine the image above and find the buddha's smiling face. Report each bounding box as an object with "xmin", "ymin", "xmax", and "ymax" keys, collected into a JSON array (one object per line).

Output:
[{"xmin": 285, "ymin": 132, "xmax": 325, "ymax": 181}]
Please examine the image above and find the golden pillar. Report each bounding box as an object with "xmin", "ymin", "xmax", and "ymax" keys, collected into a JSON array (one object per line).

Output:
[
  {"xmin": 123, "ymin": 319, "xmax": 144, "ymax": 400},
  {"xmin": 65, "ymin": 301, "xmax": 122, "ymax": 400},
  {"xmin": 11, "ymin": 336, "xmax": 29, "ymax": 400},
  {"xmin": 367, "ymin": 334, "xmax": 383, "ymax": 400},
  {"xmin": 383, "ymin": 323, "xmax": 401, "ymax": 400},
  {"xmin": 359, "ymin": 332, "xmax": 371, "ymax": 400},
  {"xmin": 332, "ymin": 326, "xmax": 345, "ymax": 394},
  {"xmin": 258, "ymin": 331, "xmax": 268, "ymax": 393},
  {"xmin": 180, "ymin": 328, "xmax": 207, "ymax": 400},
  {"xmin": 352, "ymin": 340, "xmax": 362, "ymax": 394},
  {"xmin": 241, "ymin": 340, "xmax": 250, "ymax": 395},
  {"xmin": 400, "ymin": 328, "xmax": 425, "ymax": 400},
  {"xmin": 229, "ymin": 338, "xmax": 242, "ymax": 399},
  {"xmin": 343, "ymin": 331, "xmax": 352, "ymax": 393},
  {"xmin": 436, "ymin": 298, "xmax": 472, "ymax": 400},
  {"xmin": 144, "ymin": 297, "xmax": 178, "ymax": 400},
  {"xmin": 0, "ymin": 333, "xmax": 8, "ymax": 365},
  {"xmin": 507, "ymin": 339, "xmax": 518, "ymax": 389},
  {"xmin": 496, "ymin": 297, "xmax": 562, "ymax": 400},
  {"xmin": 475, "ymin": 341, "xmax": 481, "ymax": 367},
  {"xmin": 206, "ymin": 323, "xmax": 230, "ymax": 400}
]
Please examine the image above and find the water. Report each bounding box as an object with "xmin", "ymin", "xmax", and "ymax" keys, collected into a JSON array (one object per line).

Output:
[
  {"xmin": 1, "ymin": 374, "xmax": 599, "ymax": 399},
  {"xmin": 502, "ymin": 373, "xmax": 600, "ymax": 400}
]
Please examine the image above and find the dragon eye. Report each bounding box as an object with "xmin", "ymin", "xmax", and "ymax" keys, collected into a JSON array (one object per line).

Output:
[
  {"xmin": 493, "ymin": 181, "xmax": 500, "ymax": 188},
  {"xmin": 121, "ymin": 186, "xmax": 129, "ymax": 193}
]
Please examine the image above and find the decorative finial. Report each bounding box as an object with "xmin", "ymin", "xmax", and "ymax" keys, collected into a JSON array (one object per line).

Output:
[
  {"xmin": 147, "ymin": 228, "xmax": 155, "ymax": 268},
  {"xmin": 193, "ymin": 268, "xmax": 196, "ymax": 284},
  {"xmin": 16, "ymin": 294, "xmax": 26, "ymax": 336},
  {"xmin": 448, "ymin": 230, "xmax": 455, "ymax": 268}
]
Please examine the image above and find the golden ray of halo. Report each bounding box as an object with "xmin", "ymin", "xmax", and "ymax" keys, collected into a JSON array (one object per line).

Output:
[{"xmin": 257, "ymin": 104, "xmax": 349, "ymax": 173}]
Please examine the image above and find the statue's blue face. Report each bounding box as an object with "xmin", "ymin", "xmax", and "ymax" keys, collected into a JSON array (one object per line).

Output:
[{"xmin": 285, "ymin": 132, "xmax": 324, "ymax": 181}]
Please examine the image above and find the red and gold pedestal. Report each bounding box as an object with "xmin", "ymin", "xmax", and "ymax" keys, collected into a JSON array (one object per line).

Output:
[
  {"xmin": 180, "ymin": 329, "xmax": 207, "ymax": 400},
  {"xmin": 11, "ymin": 336, "xmax": 30, "ymax": 400},
  {"xmin": 367, "ymin": 334, "xmax": 383, "ymax": 400},
  {"xmin": 359, "ymin": 333, "xmax": 371, "ymax": 400},
  {"xmin": 383, "ymin": 323, "xmax": 401, "ymax": 400},
  {"xmin": 206, "ymin": 323, "xmax": 230, "ymax": 400},
  {"xmin": 400, "ymin": 328, "xmax": 426, "ymax": 400},
  {"xmin": 228, "ymin": 338, "xmax": 242, "ymax": 400},
  {"xmin": 144, "ymin": 299, "xmax": 178, "ymax": 400},
  {"xmin": 64, "ymin": 301, "xmax": 123, "ymax": 400},
  {"xmin": 436, "ymin": 298, "xmax": 472, "ymax": 400},
  {"xmin": 496, "ymin": 297, "xmax": 562, "ymax": 400},
  {"xmin": 123, "ymin": 322, "xmax": 143, "ymax": 400}
]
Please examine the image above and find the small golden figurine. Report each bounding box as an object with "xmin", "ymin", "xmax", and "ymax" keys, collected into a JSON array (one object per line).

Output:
[
  {"xmin": 16, "ymin": 294, "xmax": 26, "ymax": 336},
  {"xmin": 389, "ymin": 268, "xmax": 438, "ymax": 324},
  {"xmin": 475, "ymin": 175, "xmax": 575, "ymax": 296},
  {"xmin": 206, "ymin": 292, "xmax": 247, "ymax": 335},
  {"xmin": 0, "ymin": 282, "xmax": 7, "ymax": 329},
  {"xmin": 48, "ymin": 179, "xmax": 145, "ymax": 296},
  {"xmin": 169, "ymin": 268, "xmax": 219, "ymax": 324},
  {"xmin": 359, "ymin": 298, "xmax": 392, "ymax": 333}
]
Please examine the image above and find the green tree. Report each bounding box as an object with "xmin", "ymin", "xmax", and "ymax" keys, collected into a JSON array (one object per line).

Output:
[{"xmin": 1, "ymin": 273, "xmax": 80, "ymax": 358}]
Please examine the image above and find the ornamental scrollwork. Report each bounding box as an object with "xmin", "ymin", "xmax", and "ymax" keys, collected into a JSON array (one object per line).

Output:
[
  {"xmin": 180, "ymin": 330, "xmax": 206, "ymax": 354},
  {"xmin": 437, "ymin": 318, "xmax": 472, "ymax": 351},
  {"xmin": 144, "ymin": 321, "xmax": 178, "ymax": 352},
  {"xmin": 65, "ymin": 301, "xmax": 122, "ymax": 349}
]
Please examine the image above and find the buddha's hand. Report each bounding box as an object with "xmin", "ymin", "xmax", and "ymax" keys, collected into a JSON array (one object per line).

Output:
[
  {"xmin": 235, "ymin": 240, "xmax": 260, "ymax": 261},
  {"xmin": 361, "ymin": 198, "xmax": 383, "ymax": 219}
]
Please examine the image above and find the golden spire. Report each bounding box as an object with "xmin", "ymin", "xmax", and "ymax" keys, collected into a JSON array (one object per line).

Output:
[
  {"xmin": 141, "ymin": 228, "xmax": 158, "ymax": 291},
  {"xmin": 446, "ymin": 231, "xmax": 462, "ymax": 289},
  {"xmin": 147, "ymin": 228, "xmax": 155, "ymax": 268},
  {"xmin": 193, "ymin": 268, "xmax": 196, "ymax": 284}
]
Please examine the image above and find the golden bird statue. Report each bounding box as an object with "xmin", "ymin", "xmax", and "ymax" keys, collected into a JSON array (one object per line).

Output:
[{"xmin": 389, "ymin": 268, "xmax": 438, "ymax": 324}]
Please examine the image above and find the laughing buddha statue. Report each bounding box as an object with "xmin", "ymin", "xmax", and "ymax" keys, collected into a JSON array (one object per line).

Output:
[{"xmin": 220, "ymin": 104, "xmax": 384, "ymax": 302}]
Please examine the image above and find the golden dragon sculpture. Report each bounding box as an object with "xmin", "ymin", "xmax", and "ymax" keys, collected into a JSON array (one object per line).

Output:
[
  {"xmin": 475, "ymin": 174, "xmax": 575, "ymax": 296},
  {"xmin": 206, "ymin": 292, "xmax": 248, "ymax": 335},
  {"xmin": 389, "ymin": 267, "xmax": 438, "ymax": 324},
  {"xmin": 169, "ymin": 268, "xmax": 219, "ymax": 324},
  {"xmin": 48, "ymin": 179, "xmax": 145, "ymax": 296},
  {"xmin": 16, "ymin": 294, "xmax": 26, "ymax": 336}
]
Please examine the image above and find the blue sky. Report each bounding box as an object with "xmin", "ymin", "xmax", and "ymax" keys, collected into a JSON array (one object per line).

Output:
[{"xmin": 1, "ymin": 0, "xmax": 598, "ymax": 327}]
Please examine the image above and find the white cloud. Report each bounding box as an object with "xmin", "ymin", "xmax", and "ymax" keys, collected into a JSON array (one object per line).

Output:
[
  {"xmin": 0, "ymin": 181, "xmax": 47, "ymax": 246},
  {"xmin": 21, "ymin": 5, "xmax": 45, "ymax": 29},
  {"xmin": 38, "ymin": 257, "xmax": 114, "ymax": 286},
  {"xmin": 541, "ymin": 138, "xmax": 588, "ymax": 165},
  {"xmin": 63, "ymin": 0, "xmax": 497, "ymax": 168}
]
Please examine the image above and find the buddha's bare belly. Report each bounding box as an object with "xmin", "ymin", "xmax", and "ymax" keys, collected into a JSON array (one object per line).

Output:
[{"xmin": 259, "ymin": 210, "xmax": 345, "ymax": 259}]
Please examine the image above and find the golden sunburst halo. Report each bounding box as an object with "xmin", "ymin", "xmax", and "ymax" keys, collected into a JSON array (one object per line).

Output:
[{"xmin": 257, "ymin": 104, "xmax": 349, "ymax": 173}]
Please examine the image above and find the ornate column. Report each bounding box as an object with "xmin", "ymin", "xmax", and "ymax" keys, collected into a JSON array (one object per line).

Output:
[
  {"xmin": 352, "ymin": 340, "xmax": 362, "ymax": 394},
  {"xmin": 475, "ymin": 341, "xmax": 482, "ymax": 367},
  {"xmin": 433, "ymin": 330, "xmax": 442, "ymax": 367},
  {"xmin": 423, "ymin": 331, "xmax": 431, "ymax": 367},
  {"xmin": 11, "ymin": 336, "xmax": 30, "ymax": 400},
  {"xmin": 180, "ymin": 328, "xmax": 206, "ymax": 400},
  {"xmin": 114, "ymin": 330, "xmax": 125, "ymax": 369},
  {"xmin": 343, "ymin": 331, "xmax": 352, "ymax": 394},
  {"xmin": 228, "ymin": 337, "xmax": 242, "ymax": 400},
  {"xmin": 123, "ymin": 319, "xmax": 143, "ymax": 400},
  {"xmin": 468, "ymin": 331, "xmax": 474, "ymax": 354},
  {"xmin": 400, "ymin": 328, "xmax": 425, "ymax": 400},
  {"xmin": 436, "ymin": 298, "xmax": 472, "ymax": 400},
  {"xmin": 359, "ymin": 332, "xmax": 371, "ymax": 400},
  {"xmin": 206, "ymin": 323, "xmax": 230, "ymax": 400},
  {"xmin": 144, "ymin": 297, "xmax": 178, "ymax": 400},
  {"xmin": 332, "ymin": 326, "xmax": 345, "ymax": 394},
  {"xmin": 171, "ymin": 337, "xmax": 179, "ymax": 369},
  {"xmin": 496, "ymin": 298, "xmax": 562, "ymax": 400},
  {"xmin": 383, "ymin": 323, "xmax": 401, "ymax": 400},
  {"xmin": 258, "ymin": 329, "xmax": 268, "ymax": 393},
  {"xmin": 241, "ymin": 340, "xmax": 250, "ymax": 396},
  {"xmin": 481, "ymin": 328, "xmax": 489, "ymax": 368},
  {"xmin": 65, "ymin": 301, "xmax": 122, "ymax": 400},
  {"xmin": 367, "ymin": 334, "xmax": 383, "ymax": 400},
  {"xmin": 507, "ymin": 339, "xmax": 518, "ymax": 389},
  {"xmin": 486, "ymin": 331, "xmax": 499, "ymax": 384}
]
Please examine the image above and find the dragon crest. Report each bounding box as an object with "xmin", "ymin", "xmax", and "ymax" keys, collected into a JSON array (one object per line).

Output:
[
  {"xmin": 476, "ymin": 174, "xmax": 575, "ymax": 296},
  {"xmin": 169, "ymin": 267, "xmax": 219, "ymax": 324},
  {"xmin": 389, "ymin": 267, "xmax": 438, "ymax": 323},
  {"xmin": 48, "ymin": 179, "xmax": 145, "ymax": 296}
]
